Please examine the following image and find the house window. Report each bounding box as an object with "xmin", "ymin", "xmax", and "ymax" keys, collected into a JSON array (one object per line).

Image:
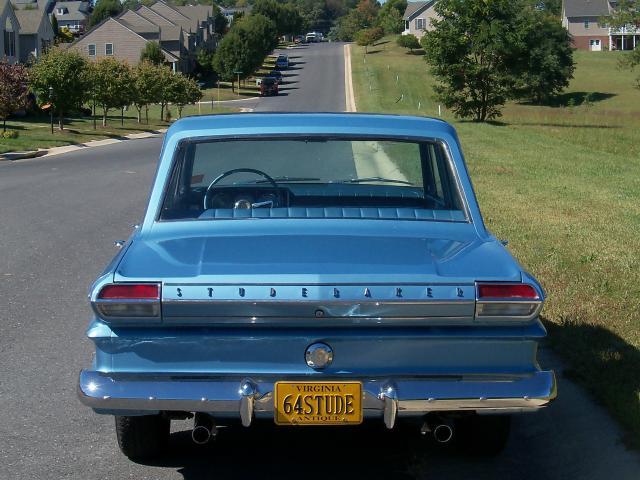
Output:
[
  {"xmin": 584, "ymin": 20, "xmax": 590, "ymax": 29},
  {"xmin": 405, "ymin": 20, "xmax": 409, "ymax": 31},
  {"xmin": 57, "ymin": 8, "xmax": 66, "ymax": 15},
  {"xmin": 415, "ymin": 18, "xmax": 426, "ymax": 30},
  {"xmin": 4, "ymin": 31, "xmax": 16, "ymax": 57},
  {"xmin": 105, "ymin": 43, "xmax": 113, "ymax": 55},
  {"xmin": 88, "ymin": 44, "xmax": 96, "ymax": 56}
]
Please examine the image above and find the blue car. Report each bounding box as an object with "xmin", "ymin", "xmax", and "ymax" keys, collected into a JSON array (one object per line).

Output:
[{"xmin": 79, "ymin": 113, "xmax": 556, "ymax": 459}]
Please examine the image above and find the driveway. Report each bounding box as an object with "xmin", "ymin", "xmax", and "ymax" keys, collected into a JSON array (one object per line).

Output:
[{"xmin": 1, "ymin": 43, "xmax": 639, "ymax": 480}]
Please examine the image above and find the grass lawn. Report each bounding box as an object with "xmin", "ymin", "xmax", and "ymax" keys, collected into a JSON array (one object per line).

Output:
[
  {"xmin": 352, "ymin": 38, "xmax": 640, "ymax": 448},
  {"xmin": 0, "ymin": 104, "xmax": 234, "ymax": 155}
]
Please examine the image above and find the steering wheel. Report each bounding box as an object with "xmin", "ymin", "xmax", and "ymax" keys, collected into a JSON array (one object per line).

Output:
[{"xmin": 203, "ymin": 168, "xmax": 279, "ymax": 210}]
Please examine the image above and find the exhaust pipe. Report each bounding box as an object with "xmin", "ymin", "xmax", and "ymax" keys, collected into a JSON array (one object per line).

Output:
[
  {"xmin": 191, "ymin": 413, "xmax": 216, "ymax": 445},
  {"xmin": 433, "ymin": 423, "xmax": 454, "ymax": 443},
  {"xmin": 421, "ymin": 417, "xmax": 454, "ymax": 444}
]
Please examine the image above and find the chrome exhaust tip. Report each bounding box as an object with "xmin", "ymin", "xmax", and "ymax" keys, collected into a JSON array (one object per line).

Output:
[
  {"xmin": 192, "ymin": 413, "xmax": 216, "ymax": 445},
  {"xmin": 433, "ymin": 423, "xmax": 454, "ymax": 443}
]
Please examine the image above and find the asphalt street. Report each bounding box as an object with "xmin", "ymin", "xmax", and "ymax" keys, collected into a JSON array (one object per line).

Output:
[{"xmin": 1, "ymin": 42, "xmax": 640, "ymax": 480}]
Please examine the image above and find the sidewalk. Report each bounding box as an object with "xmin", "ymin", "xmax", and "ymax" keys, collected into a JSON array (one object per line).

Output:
[{"xmin": 0, "ymin": 129, "xmax": 166, "ymax": 161}]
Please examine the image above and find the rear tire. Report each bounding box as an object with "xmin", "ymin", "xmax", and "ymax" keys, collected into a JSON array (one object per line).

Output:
[
  {"xmin": 115, "ymin": 414, "xmax": 170, "ymax": 460},
  {"xmin": 455, "ymin": 415, "xmax": 511, "ymax": 456}
]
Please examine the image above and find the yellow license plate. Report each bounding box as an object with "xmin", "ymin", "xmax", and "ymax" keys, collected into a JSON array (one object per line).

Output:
[{"xmin": 274, "ymin": 381, "xmax": 363, "ymax": 425}]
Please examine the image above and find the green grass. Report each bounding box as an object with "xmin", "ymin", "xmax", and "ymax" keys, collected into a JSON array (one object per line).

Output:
[
  {"xmin": 352, "ymin": 38, "xmax": 640, "ymax": 448},
  {"xmin": 0, "ymin": 104, "xmax": 234, "ymax": 155}
]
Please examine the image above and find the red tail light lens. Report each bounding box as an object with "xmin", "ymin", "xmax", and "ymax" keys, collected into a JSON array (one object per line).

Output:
[
  {"xmin": 94, "ymin": 283, "xmax": 161, "ymax": 319},
  {"xmin": 477, "ymin": 284, "xmax": 539, "ymax": 300},
  {"xmin": 98, "ymin": 284, "xmax": 160, "ymax": 300},
  {"xmin": 476, "ymin": 283, "xmax": 542, "ymax": 321}
]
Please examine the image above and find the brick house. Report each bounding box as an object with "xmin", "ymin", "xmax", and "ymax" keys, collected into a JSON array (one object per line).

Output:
[{"xmin": 562, "ymin": 0, "xmax": 639, "ymax": 51}]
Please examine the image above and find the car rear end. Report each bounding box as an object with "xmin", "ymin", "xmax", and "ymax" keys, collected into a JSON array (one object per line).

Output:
[{"xmin": 78, "ymin": 114, "xmax": 555, "ymax": 459}]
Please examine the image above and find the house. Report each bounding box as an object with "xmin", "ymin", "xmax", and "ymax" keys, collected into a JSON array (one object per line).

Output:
[
  {"xmin": 53, "ymin": 1, "xmax": 91, "ymax": 35},
  {"xmin": 402, "ymin": 1, "xmax": 438, "ymax": 39},
  {"xmin": 69, "ymin": 16, "xmax": 180, "ymax": 71},
  {"xmin": 1, "ymin": 0, "xmax": 20, "ymax": 63},
  {"xmin": 561, "ymin": 0, "xmax": 639, "ymax": 51},
  {"xmin": 15, "ymin": 7, "xmax": 54, "ymax": 63},
  {"xmin": 118, "ymin": 8, "xmax": 186, "ymax": 71}
]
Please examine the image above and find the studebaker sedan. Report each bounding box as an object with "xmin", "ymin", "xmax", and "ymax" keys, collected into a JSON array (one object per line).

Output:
[{"xmin": 78, "ymin": 113, "xmax": 556, "ymax": 459}]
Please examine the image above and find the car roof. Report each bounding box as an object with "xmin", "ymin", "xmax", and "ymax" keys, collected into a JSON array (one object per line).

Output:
[{"xmin": 165, "ymin": 113, "xmax": 457, "ymax": 145}]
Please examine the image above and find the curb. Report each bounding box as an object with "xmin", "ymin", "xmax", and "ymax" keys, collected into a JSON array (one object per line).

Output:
[
  {"xmin": 344, "ymin": 44, "xmax": 357, "ymax": 112},
  {"xmin": 0, "ymin": 129, "xmax": 166, "ymax": 161}
]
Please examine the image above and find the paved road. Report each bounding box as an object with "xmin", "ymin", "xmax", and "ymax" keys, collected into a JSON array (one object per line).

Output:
[{"xmin": 2, "ymin": 42, "xmax": 640, "ymax": 480}]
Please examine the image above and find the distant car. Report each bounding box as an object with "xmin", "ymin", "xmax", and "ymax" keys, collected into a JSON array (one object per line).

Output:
[
  {"xmin": 78, "ymin": 113, "xmax": 556, "ymax": 461},
  {"xmin": 259, "ymin": 77, "xmax": 278, "ymax": 96},
  {"xmin": 275, "ymin": 54, "xmax": 289, "ymax": 69},
  {"xmin": 267, "ymin": 70, "xmax": 283, "ymax": 84}
]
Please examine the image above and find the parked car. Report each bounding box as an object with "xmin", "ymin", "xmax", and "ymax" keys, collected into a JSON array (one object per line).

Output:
[
  {"xmin": 275, "ymin": 54, "xmax": 289, "ymax": 69},
  {"xmin": 259, "ymin": 77, "xmax": 279, "ymax": 96},
  {"xmin": 267, "ymin": 70, "xmax": 283, "ymax": 84},
  {"xmin": 78, "ymin": 113, "xmax": 556, "ymax": 460}
]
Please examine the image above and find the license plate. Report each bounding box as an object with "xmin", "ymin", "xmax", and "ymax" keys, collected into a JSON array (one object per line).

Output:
[{"xmin": 274, "ymin": 381, "xmax": 362, "ymax": 425}]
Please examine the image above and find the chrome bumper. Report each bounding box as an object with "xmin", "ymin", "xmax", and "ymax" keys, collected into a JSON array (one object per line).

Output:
[{"xmin": 78, "ymin": 370, "xmax": 556, "ymax": 428}]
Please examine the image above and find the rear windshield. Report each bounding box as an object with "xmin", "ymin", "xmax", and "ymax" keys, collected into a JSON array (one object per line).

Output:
[{"xmin": 159, "ymin": 137, "xmax": 466, "ymax": 221}]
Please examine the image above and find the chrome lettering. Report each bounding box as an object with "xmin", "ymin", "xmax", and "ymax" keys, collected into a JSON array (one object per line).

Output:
[
  {"xmin": 177, "ymin": 288, "xmax": 182, "ymax": 298},
  {"xmin": 301, "ymin": 287, "xmax": 308, "ymax": 297},
  {"xmin": 207, "ymin": 288, "xmax": 213, "ymax": 298},
  {"xmin": 239, "ymin": 287, "xmax": 245, "ymax": 297},
  {"xmin": 270, "ymin": 288, "xmax": 276, "ymax": 297}
]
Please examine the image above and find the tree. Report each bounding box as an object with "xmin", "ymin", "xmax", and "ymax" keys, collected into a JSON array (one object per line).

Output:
[
  {"xmin": 212, "ymin": 5, "xmax": 229, "ymax": 35},
  {"xmin": 334, "ymin": 0, "xmax": 379, "ymax": 41},
  {"xmin": 0, "ymin": 62, "xmax": 29, "ymax": 132},
  {"xmin": 513, "ymin": 9, "xmax": 574, "ymax": 103},
  {"xmin": 30, "ymin": 47, "xmax": 89, "ymax": 130},
  {"xmin": 609, "ymin": 0, "xmax": 640, "ymax": 89},
  {"xmin": 397, "ymin": 33, "xmax": 420, "ymax": 52},
  {"xmin": 57, "ymin": 26, "xmax": 74, "ymax": 43},
  {"xmin": 167, "ymin": 74, "xmax": 203, "ymax": 118},
  {"xmin": 132, "ymin": 61, "xmax": 162, "ymax": 124},
  {"xmin": 376, "ymin": 0, "xmax": 406, "ymax": 34},
  {"xmin": 155, "ymin": 65, "xmax": 175, "ymax": 122},
  {"xmin": 212, "ymin": 14, "xmax": 277, "ymax": 89},
  {"xmin": 140, "ymin": 41, "xmax": 165, "ymax": 65},
  {"xmin": 252, "ymin": 0, "xmax": 303, "ymax": 37},
  {"xmin": 89, "ymin": 0, "xmax": 123, "ymax": 27},
  {"xmin": 355, "ymin": 27, "xmax": 383, "ymax": 53},
  {"xmin": 51, "ymin": 14, "xmax": 59, "ymax": 37},
  {"xmin": 421, "ymin": 0, "xmax": 525, "ymax": 121},
  {"xmin": 90, "ymin": 57, "xmax": 134, "ymax": 126}
]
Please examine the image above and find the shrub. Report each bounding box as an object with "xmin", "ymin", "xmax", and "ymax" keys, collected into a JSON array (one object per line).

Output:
[{"xmin": 2, "ymin": 130, "xmax": 19, "ymax": 139}]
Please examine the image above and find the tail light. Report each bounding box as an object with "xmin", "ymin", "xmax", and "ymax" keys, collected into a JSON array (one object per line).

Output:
[
  {"xmin": 93, "ymin": 283, "xmax": 161, "ymax": 319},
  {"xmin": 475, "ymin": 283, "xmax": 542, "ymax": 321}
]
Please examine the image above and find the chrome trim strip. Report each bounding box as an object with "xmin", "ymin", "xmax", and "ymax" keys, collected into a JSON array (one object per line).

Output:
[{"xmin": 78, "ymin": 370, "xmax": 556, "ymax": 416}]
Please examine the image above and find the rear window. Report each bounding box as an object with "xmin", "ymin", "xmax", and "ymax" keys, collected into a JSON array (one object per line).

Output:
[{"xmin": 159, "ymin": 137, "xmax": 466, "ymax": 221}]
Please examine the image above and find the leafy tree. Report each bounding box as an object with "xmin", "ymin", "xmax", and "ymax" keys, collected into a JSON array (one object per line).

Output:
[
  {"xmin": 155, "ymin": 65, "xmax": 176, "ymax": 122},
  {"xmin": 0, "ymin": 62, "xmax": 29, "ymax": 132},
  {"xmin": 132, "ymin": 61, "xmax": 162, "ymax": 123},
  {"xmin": 397, "ymin": 33, "xmax": 420, "ymax": 52},
  {"xmin": 608, "ymin": 0, "xmax": 640, "ymax": 88},
  {"xmin": 334, "ymin": 0, "xmax": 379, "ymax": 41},
  {"xmin": 212, "ymin": 14, "xmax": 277, "ymax": 89},
  {"xmin": 514, "ymin": 9, "xmax": 574, "ymax": 103},
  {"xmin": 89, "ymin": 0, "xmax": 123, "ymax": 27},
  {"xmin": 167, "ymin": 74, "xmax": 203, "ymax": 118},
  {"xmin": 252, "ymin": 0, "xmax": 303, "ymax": 36},
  {"xmin": 90, "ymin": 57, "xmax": 134, "ymax": 126},
  {"xmin": 355, "ymin": 27, "xmax": 383, "ymax": 53},
  {"xmin": 140, "ymin": 41, "xmax": 165, "ymax": 65},
  {"xmin": 376, "ymin": 0, "xmax": 406, "ymax": 34},
  {"xmin": 421, "ymin": 0, "xmax": 525, "ymax": 121},
  {"xmin": 57, "ymin": 26, "xmax": 74, "ymax": 43},
  {"xmin": 30, "ymin": 47, "xmax": 89, "ymax": 130},
  {"xmin": 212, "ymin": 6, "xmax": 229, "ymax": 35},
  {"xmin": 51, "ymin": 14, "xmax": 59, "ymax": 37}
]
